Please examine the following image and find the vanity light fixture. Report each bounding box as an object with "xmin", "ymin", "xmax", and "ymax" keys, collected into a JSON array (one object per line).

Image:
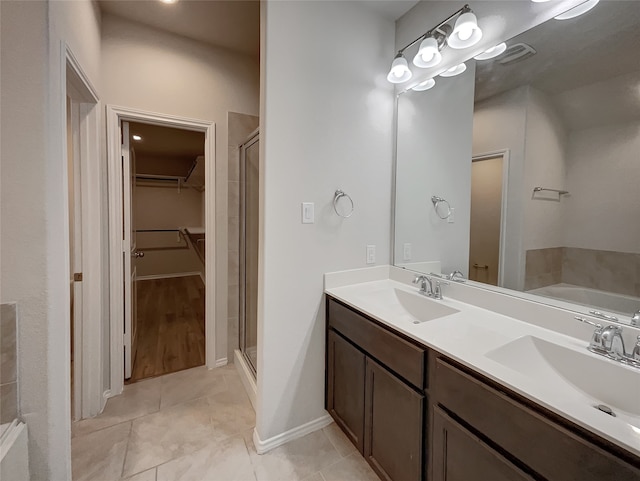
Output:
[
  {"xmin": 412, "ymin": 78, "xmax": 436, "ymax": 91},
  {"xmin": 413, "ymin": 37, "xmax": 442, "ymax": 68},
  {"xmin": 387, "ymin": 53, "xmax": 413, "ymax": 84},
  {"xmin": 555, "ymin": 0, "xmax": 599, "ymax": 20},
  {"xmin": 386, "ymin": 4, "xmax": 482, "ymax": 84},
  {"xmin": 439, "ymin": 63, "xmax": 467, "ymax": 77},
  {"xmin": 448, "ymin": 8, "xmax": 483, "ymax": 49},
  {"xmin": 474, "ymin": 42, "xmax": 507, "ymax": 60}
]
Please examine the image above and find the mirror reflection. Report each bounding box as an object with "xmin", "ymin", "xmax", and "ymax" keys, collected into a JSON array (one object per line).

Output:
[{"xmin": 394, "ymin": 1, "xmax": 640, "ymax": 325}]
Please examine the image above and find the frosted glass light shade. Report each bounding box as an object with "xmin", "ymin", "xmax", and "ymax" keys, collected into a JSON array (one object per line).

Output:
[
  {"xmin": 412, "ymin": 78, "xmax": 436, "ymax": 91},
  {"xmin": 387, "ymin": 54, "xmax": 413, "ymax": 84},
  {"xmin": 474, "ymin": 43, "xmax": 507, "ymax": 60},
  {"xmin": 413, "ymin": 37, "xmax": 442, "ymax": 68},
  {"xmin": 555, "ymin": 0, "xmax": 599, "ymax": 20},
  {"xmin": 439, "ymin": 63, "xmax": 467, "ymax": 78},
  {"xmin": 448, "ymin": 11, "xmax": 483, "ymax": 49}
]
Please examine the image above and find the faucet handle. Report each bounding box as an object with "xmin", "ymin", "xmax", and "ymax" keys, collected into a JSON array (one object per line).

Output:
[
  {"xmin": 632, "ymin": 336, "xmax": 640, "ymax": 361},
  {"xmin": 574, "ymin": 316, "xmax": 603, "ymax": 329}
]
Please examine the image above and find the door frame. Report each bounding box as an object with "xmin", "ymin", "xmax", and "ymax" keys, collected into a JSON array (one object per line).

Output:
[
  {"xmin": 106, "ymin": 105, "xmax": 216, "ymax": 396},
  {"xmin": 471, "ymin": 149, "xmax": 510, "ymax": 287},
  {"xmin": 64, "ymin": 45, "xmax": 104, "ymax": 419}
]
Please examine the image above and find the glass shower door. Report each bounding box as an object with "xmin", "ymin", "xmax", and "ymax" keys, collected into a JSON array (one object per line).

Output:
[{"xmin": 240, "ymin": 130, "xmax": 259, "ymax": 377}]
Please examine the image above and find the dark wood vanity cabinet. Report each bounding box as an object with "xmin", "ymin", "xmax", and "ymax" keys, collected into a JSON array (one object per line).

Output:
[
  {"xmin": 326, "ymin": 298, "xmax": 426, "ymax": 481},
  {"xmin": 325, "ymin": 296, "xmax": 640, "ymax": 481},
  {"xmin": 326, "ymin": 329, "xmax": 366, "ymax": 452}
]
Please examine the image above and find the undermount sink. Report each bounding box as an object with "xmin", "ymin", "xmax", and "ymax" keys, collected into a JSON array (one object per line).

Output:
[
  {"xmin": 486, "ymin": 336, "xmax": 640, "ymax": 424},
  {"xmin": 393, "ymin": 288, "xmax": 459, "ymax": 323}
]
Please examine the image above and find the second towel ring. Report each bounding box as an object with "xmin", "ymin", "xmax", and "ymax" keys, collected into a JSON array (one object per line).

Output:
[
  {"xmin": 334, "ymin": 189, "xmax": 354, "ymax": 218},
  {"xmin": 431, "ymin": 196, "xmax": 451, "ymax": 220}
]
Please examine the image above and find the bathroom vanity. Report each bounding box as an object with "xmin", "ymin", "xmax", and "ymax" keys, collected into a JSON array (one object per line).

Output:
[{"xmin": 324, "ymin": 270, "xmax": 640, "ymax": 481}]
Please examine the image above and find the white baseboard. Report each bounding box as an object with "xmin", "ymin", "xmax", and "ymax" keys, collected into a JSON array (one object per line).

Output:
[
  {"xmin": 253, "ymin": 413, "xmax": 333, "ymax": 455},
  {"xmin": 215, "ymin": 357, "xmax": 228, "ymax": 367},
  {"xmin": 137, "ymin": 272, "xmax": 202, "ymax": 281},
  {"xmin": 234, "ymin": 349, "xmax": 257, "ymax": 410}
]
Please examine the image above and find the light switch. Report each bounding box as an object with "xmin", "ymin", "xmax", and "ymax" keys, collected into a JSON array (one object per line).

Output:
[
  {"xmin": 366, "ymin": 245, "xmax": 376, "ymax": 265},
  {"xmin": 302, "ymin": 202, "xmax": 314, "ymax": 224},
  {"xmin": 403, "ymin": 243, "xmax": 412, "ymax": 261}
]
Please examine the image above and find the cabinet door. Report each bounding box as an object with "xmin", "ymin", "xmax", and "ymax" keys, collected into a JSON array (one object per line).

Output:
[
  {"xmin": 431, "ymin": 406, "xmax": 534, "ymax": 481},
  {"xmin": 364, "ymin": 357, "xmax": 424, "ymax": 481},
  {"xmin": 327, "ymin": 329, "xmax": 366, "ymax": 453}
]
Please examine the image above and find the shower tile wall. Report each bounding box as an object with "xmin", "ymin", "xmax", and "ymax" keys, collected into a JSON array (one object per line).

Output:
[
  {"xmin": 1, "ymin": 303, "xmax": 18, "ymax": 423},
  {"xmin": 524, "ymin": 246, "xmax": 640, "ymax": 296},
  {"xmin": 227, "ymin": 112, "xmax": 259, "ymax": 361}
]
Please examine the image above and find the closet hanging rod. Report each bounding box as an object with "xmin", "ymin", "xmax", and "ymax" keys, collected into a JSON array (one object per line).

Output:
[{"xmin": 135, "ymin": 174, "xmax": 186, "ymax": 182}]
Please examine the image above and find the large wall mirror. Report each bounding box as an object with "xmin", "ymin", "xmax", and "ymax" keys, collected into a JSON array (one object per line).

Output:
[{"xmin": 393, "ymin": 1, "xmax": 640, "ymax": 326}]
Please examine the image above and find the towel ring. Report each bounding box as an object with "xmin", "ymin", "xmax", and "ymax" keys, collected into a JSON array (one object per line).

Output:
[
  {"xmin": 431, "ymin": 196, "xmax": 451, "ymax": 220},
  {"xmin": 334, "ymin": 189, "xmax": 354, "ymax": 218}
]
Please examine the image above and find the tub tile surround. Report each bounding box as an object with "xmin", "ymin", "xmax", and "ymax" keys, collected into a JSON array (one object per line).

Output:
[
  {"xmin": 1, "ymin": 303, "xmax": 18, "ymax": 424},
  {"xmin": 525, "ymin": 246, "xmax": 640, "ymax": 296},
  {"xmin": 227, "ymin": 112, "xmax": 259, "ymax": 361},
  {"xmin": 71, "ymin": 363, "xmax": 374, "ymax": 481},
  {"xmin": 324, "ymin": 265, "xmax": 640, "ymax": 457}
]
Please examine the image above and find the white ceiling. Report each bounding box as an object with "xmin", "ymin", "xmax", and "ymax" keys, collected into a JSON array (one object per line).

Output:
[{"xmin": 98, "ymin": 0, "xmax": 260, "ymax": 57}]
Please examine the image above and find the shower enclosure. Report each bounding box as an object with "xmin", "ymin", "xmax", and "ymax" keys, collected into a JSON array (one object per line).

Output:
[{"xmin": 239, "ymin": 129, "xmax": 259, "ymax": 377}]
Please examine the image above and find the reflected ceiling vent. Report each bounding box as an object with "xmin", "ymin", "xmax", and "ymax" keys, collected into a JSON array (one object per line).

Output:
[{"xmin": 498, "ymin": 43, "xmax": 537, "ymax": 65}]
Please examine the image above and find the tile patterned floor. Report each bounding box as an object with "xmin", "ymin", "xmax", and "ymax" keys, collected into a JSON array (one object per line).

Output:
[{"xmin": 72, "ymin": 364, "xmax": 379, "ymax": 481}]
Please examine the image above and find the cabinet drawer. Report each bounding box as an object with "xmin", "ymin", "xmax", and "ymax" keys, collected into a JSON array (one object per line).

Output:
[
  {"xmin": 434, "ymin": 358, "xmax": 640, "ymax": 481},
  {"xmin": 328, "ymin": 298, "xmax": 426, "ymax": 389}
]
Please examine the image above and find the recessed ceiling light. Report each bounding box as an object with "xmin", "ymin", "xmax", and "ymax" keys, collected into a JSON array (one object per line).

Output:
[
  {"xmin": 439, "ymin": 63, "xmax": 467, "ymax": 78},
  {"xmin": 132, "ymin": 135, "xmax": 142, "ymax": 141},
  {"xmin": 555, "ymin": 0, "xmax": 599, "ymax": 20}
]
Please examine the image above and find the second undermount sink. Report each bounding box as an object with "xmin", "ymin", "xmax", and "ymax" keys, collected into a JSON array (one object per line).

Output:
[
  {"xmin": 393, "ymin": 288, "xmax": 460, "ymax": 323},
  {"xmin": 486, "ymin": 336, "xmax": 640, "ymax": 424}
]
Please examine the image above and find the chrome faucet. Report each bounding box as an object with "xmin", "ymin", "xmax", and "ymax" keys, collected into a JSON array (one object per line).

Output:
[
  {"xmin": 601, "ymin": 325, "xmax": 626, "ymax": 360},
  {"xmin": 413, "ymin": 275, "xmax": 433, "ymax": 296},
  {"xmin": 448, "ymin": 270, "xmax": 465, "ymax": 282},
  {"xmin": 413, "ymin": 275, "xmax": 449, "ymax": 300},
  {"xmin": 575, "ymin": 317, "xmax": 640, "ymax": 369}
]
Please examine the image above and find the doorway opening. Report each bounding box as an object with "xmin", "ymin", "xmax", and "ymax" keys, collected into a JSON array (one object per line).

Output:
[
  {"xmin": 107, "ymin": 106, "xmax": 215, "ymax": 397},
  {"xmin": 124, "ymin": 122, "xmax": 207, "ymax": 383},
  {"xmin": 469, "ymin": 151, "xmax": 509, "ymax": 286}
]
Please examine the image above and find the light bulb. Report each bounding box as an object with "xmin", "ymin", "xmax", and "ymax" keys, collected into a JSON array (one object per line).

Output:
[
  {"xmin": 474, "ymin": 42, "xmax": 507, "ymax": 60},
  {"xmin": 413, "ymin": 37, "xmax": 442, "ymax": 69},
  {"xmin": 412, "ymin": 78, "xmax": 436, "ymax": 92},
  {"xmin": 555, "ymin": 0, "xmax": 599, "ymax": 20},
  {"xmin": 439, "ymin": 63, "xmax": 467, "ymax": 78},
  {"xmin": 457, "ymin": 25, "xmax": 473, "ymax": 41},
  {"xmin": 448, "ymin": 11, "xmax": 483, "ymax": 49},
  {"xmin": 387, "ymin": 54, "xmax": 412, "ymax": 84}
]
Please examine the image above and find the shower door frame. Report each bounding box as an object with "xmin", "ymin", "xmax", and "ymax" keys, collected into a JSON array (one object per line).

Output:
[{"xmin": 239, "ymin": 128, "xmax": 260, "ymax": 377}]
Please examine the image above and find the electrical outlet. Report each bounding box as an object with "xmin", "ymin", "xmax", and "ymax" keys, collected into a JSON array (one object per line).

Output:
[
  {"xmin": 366, "ymin": 245, "xmax": 376, "ymax": 264},
  {"xmin": 403, "ymin": 243, "xmax": 412, "ymax": 261},
  {"xmin": 447, "ymin": 207, "xmax": 455, "ymax": 224}
]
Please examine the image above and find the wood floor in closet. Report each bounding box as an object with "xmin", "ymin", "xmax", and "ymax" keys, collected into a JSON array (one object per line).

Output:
[{"xmin": 128, "ymin": 275, "xmax": 205, "ymax": 384}]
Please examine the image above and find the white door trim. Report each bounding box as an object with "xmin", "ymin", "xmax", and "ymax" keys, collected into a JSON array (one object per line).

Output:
[
  {"xmin": 106, "ymin": 105, "xmax": 216, "ymax": 397},
  {"xmin": 64, "ymin": 44, "xmax": 104, "ymax": 419},
  {"xmin": 471, "ymin": 149, "xmax": 510, "ymax": 287}
]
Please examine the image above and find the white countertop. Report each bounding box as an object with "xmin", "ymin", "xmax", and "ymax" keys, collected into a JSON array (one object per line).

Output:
[{"xmin": 325, "ymin": 270, "xmax": 640, "ymax": 458}]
